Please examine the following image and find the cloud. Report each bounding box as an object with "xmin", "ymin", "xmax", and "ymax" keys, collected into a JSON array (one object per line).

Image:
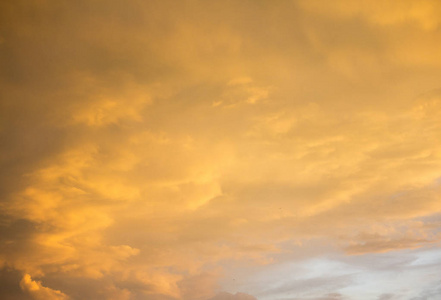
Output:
[
  {"xmin": 1, "ymin": 0, "xmax": 441, "ymax": 299},
  {"xmin": 257, "ymin": 273, "xmax": 353, "ymax": 299},
  {"xmin": 208, "ymin": 292, "xmax": 257, "ymax": 300},
  {"xmin": 282, "ymin": 293, "xmax": 346, "ymax": 300},
  {"xmin": 20, "ymin": 274, "xmax": 69, "ymax": 300},
  {"xmin": 177, "ymin": 272, "xmax": 220, "ymax": 300},
  {"xmin": 0, "ymin": 267, "xmax": 28, "ymax": 299},
  {"xmin": 298, "ymin": 0, "xmax": 441, "ymax": 30},
  {"xmin": 213, "ymin": 77, "xmax": 271, "ymax": 107},
  {"xmin": 377, "ymin": 294, "xmax": 397, "ymax": 300}
]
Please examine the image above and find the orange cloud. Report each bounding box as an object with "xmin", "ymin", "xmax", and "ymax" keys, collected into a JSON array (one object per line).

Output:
[{"xmin": 1, "ymin": 1, "xmax": 441, "ymax": 299}]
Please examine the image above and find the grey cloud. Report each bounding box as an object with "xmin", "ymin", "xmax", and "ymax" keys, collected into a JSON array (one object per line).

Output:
[
  {"xmin": 257, "ymin": 274, "xmax": 353, "ymax": 299},
  {"xmin": 208, "ymin": 292, "xmax": 257, "ymax": 300},
  {"xmin": 377, "ymin": 294, "xmax": 397, "ymax": 300}
]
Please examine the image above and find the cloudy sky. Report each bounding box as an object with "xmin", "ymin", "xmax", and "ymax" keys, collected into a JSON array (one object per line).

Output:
[{"xmin": 1, "ymin": 0, "xmax": 441, "ymax": 299}]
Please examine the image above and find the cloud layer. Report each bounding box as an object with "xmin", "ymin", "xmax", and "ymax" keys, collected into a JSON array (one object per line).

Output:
[{"xmin": 1, "ymin": 1, "xmax": 441, "ymax": 299}]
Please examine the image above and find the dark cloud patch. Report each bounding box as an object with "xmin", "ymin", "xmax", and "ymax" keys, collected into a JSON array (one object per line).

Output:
[
  {"xmin": 276, "ymin": 292, "xmax": 347, "ymax": 300},
  {"xmin": 208, "ymin": 292, "xmax": 257, "ymax": 300},
  {"xmin": 377, "ymin": 293, "xmax": 396, "ymax": 300},
  {"xmin": 0, "ymin": 267, "xmax": 27, "ymax": 299}
]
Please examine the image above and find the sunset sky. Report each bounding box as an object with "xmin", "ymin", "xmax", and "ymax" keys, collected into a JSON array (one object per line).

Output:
[{"xmin": 1, "ymin": 1, "xmax": 441, "ymax": 299}]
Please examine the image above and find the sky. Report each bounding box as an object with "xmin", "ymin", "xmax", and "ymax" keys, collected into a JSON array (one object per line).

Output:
[{"xmin": 1, "ymin": 0, "xmax": 441, "ymax": 299}]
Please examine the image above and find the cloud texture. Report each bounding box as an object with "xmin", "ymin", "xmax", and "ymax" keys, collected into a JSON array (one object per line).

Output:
[{"xmin": 1, "ymin": 0, "xmax": 441, "ymax": 299}]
